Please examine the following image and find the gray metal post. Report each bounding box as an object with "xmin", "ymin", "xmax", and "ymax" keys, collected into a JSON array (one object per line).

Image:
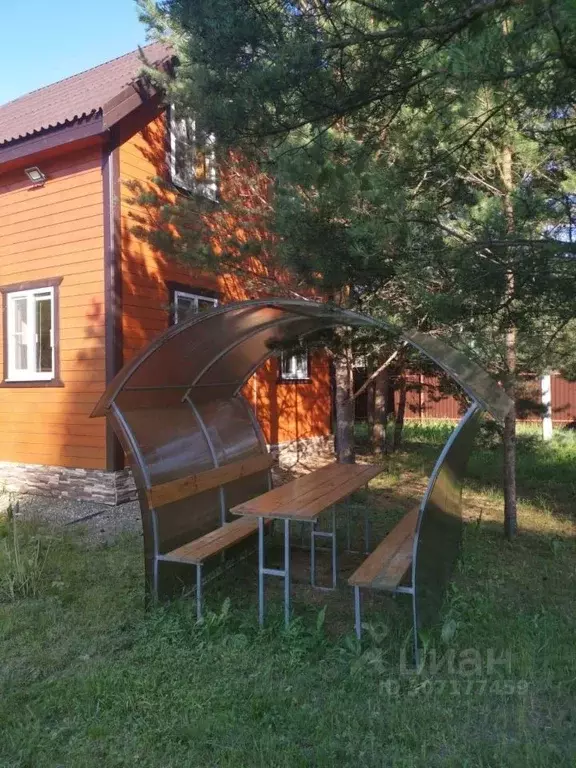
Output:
[
  {"xmin": 258, "ymin": 517, "xmax": 265, "ymax": 626},
  {"xmin": 364, "ymin": 508, "xmax": 371, "ymax": 553},
  {"xmin": 412, "ymin": 591, "xmax": 420, "ymax": 668},
  {"xmin": 196, "ymin": 564, "xmax": 203, "ymax": 621},
  {"xmin": 346, "ymin": 508, "xmax": 351, "ymax": 552},
  {"xmin": 354, "ymin": 586, "xmax": 362, "ymax": 639},
  {"xmin": 284, "ymin": 518, "xmax": 291, "ymax": 627},
  {"xmin": 310, "ymin": 521, "xmax": 316, "ymax": 587},
  {"xmin": 331, "ymin": 506, "xmax": 337, "ymax": 589}
]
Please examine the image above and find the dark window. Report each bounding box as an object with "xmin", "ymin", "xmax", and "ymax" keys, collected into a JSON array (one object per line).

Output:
[{"xmin": 280, "ymin": 352, "xmax": 309, "ymax": 381}]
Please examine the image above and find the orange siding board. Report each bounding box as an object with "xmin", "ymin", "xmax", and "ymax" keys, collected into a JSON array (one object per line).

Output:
[
  {"xmin": 118, "ymin": 110, "xmax": 332, "ymax": 448},
  {"xmin": 0, "ymin": 144, "xmax": 107, "ymax": 469}
]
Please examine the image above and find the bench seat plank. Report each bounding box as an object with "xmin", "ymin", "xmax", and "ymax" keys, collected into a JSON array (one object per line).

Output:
[
  {"xmin": 161, "ymin": 517, "xmax": 260, "ymax": 564},
  {"xmin": 348, "ymin": 507, "xmax": 419, "ymax": 589}
]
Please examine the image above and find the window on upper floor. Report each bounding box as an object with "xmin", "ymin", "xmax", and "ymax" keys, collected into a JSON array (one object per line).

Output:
[
  {"xmin": 173, "ymin": 290, "xmax": 218, "ymax": 324},
  {"xmin": 3, "ymin": 283, "xmax": 59, "ymax": 383},
  {"xmin": 168, "ymin": 105, "xmax": 218, "ymax": 201},
  {"xmin": 279, "ymin": 351, "xmax": 310, "ymax": 381}
]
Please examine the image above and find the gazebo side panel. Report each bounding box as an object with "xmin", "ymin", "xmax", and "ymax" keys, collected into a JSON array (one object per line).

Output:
[
  {"xmin": 191, "ymin": 395, "xmax": 272, "ymax": 518},
  {"xmin": 413, "ymin": 405, "xmax": 483, "ymax": 634},
  {"xmin": 115, "ymin": 389, "xmax": 216, "ymax": 485}
]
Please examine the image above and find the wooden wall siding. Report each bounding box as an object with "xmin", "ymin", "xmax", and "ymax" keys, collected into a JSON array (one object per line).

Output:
[
  {"xmin": 0, "ymin": 143, "xmax": 107, "ymax": 468},
  {"xmin": 118, "ymin": 110, "xmax": 332, "ymax": 445}
]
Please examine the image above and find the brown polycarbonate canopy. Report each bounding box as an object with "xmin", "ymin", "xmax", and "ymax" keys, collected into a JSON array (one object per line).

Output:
[
  {"xmin": 91, "ymin": 298, "xmax": 512, "ymax": 634},
  {"xmin": 93, "ymin": 299, "xmax": 511, "ymax": 422}
]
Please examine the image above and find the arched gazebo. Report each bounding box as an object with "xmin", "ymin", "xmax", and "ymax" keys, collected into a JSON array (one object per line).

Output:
[{"xmin": 92, "ymin": 299, "xmax": 511, "ymax": 648}]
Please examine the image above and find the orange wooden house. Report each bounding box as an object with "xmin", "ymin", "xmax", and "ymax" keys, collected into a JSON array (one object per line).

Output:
[{"xmin": 0, "ymin": 44, "xmax": 332, "ymax": 504}]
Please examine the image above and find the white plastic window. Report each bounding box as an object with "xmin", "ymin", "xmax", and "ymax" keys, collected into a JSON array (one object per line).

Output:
[
  {"xmin": 6, "ymin": 287, "xmax": 54, "ymax": 380},
  {"xmin": 169, "ymin": 106, "xmax": 217, "ymax": 201},
  {"xmin": 174, "ymin": 291, "xmax": 218, "ymax": 323}
]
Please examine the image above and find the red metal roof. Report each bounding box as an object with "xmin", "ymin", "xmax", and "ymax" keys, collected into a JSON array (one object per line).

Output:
[{"xmin": 0, "ymin": 42, "xmax": 171, "ymax": 146}]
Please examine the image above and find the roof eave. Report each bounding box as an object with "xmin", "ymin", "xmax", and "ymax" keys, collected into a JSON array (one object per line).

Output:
[
  {"xmin": 0, "ymin": 114, "xmax": 105, "ymax": 169},
  {"xmin": 0, "ymin": 56, "xmax": 174, "ymax": 170}
]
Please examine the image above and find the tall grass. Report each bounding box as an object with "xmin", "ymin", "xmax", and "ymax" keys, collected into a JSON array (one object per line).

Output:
[
  {"xmin": 0, "ymin": 431, "xmax": 574, "ymax": 766},
  {"xmin": 0, "ymin": 502, "xmax": 49, "ymax": 601}
]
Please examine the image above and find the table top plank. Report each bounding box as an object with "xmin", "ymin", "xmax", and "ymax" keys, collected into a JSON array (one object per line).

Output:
[{"xmin": 231, "ymin": 462, "xmax": 384, "ymax": 521}]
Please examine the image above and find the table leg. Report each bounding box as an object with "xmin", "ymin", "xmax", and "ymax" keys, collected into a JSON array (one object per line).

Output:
[
  {"xmin": 310, "ymin": 520, "xmax": 317, "ymax": 587},
  {"xmin": 331, "ymin": 506, "xmax": 337, "ymax": 589},
  {"xmin": 284, "ymin": 518, "xmax": 291, "ymax": 628},
  {"xmin": 346, "ymin": 507, "xmax": 351, "ymax": 552},
  {"xmin": 354, "ymin": 586, "xmax": 362, "ymax": 639},
  {"xmin": 196, "ymin": 563, "xmax": 203, "ymax": 622},
  {"xmin": 259, "ymin": 516, "xmax": 292, "ymax": 627},
  {"xmin": 258, "ymin": 517, "xmax": 265, "ymax": 626}
]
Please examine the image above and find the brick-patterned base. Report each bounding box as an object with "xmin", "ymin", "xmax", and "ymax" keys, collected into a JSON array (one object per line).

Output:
[{"xmin": 0, "ymin": 462, "xmax": 137, "ymax": 506}]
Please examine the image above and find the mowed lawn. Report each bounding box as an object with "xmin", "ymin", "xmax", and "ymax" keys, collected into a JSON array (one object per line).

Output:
[{"xmin": 0, "ymin": 423, "xmax": 575, "ymax": 767}]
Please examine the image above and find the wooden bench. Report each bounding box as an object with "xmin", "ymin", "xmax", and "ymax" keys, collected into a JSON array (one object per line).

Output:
[
  {"xmin": 348, "ymin": 506, "xmax": 419, "ymax": 638},
  {"xmin": 149, "ymin": 452, "xmax": 274, "ymax": 616}
]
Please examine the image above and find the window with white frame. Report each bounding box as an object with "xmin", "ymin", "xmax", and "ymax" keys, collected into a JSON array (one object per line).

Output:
[
  {"xmin": 173, "ymin": 290, "xmax": 218, "ymax": 323},
  {"xmin": 280, "ymin": 351, "xmax": 309, "ymax": 381},
  {"xmin": 6, "ymin": 286, "xmax": 55, "ymax": 381},
  {"xmin": 169, "ymin": 105, "xmax": 218, "ymax": 201}
]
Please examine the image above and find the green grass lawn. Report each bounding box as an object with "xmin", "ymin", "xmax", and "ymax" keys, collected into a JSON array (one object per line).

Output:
[{"xmin": 1, "ymin": 424, "xmax": 575, "ymax": 767}]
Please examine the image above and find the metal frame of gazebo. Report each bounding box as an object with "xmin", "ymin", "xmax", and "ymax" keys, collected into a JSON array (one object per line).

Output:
[{"xmin": 91, "ymin": 299, "xmax": 511, "ymax": 650}]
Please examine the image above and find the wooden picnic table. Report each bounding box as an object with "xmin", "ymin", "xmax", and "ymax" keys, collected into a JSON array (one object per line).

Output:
[{"xmin": 231, "ymin": 461, "xmax": 384, "ymax": 626}]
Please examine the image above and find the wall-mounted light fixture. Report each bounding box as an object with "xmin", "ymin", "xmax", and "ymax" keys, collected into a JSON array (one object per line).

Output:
[{"xmin": 24, "ymin": 166, "xmax": 46, "ymax": 185}]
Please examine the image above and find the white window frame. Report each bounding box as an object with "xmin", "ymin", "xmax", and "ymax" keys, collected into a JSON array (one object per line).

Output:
[
  {"xmin": 168, "ymin": 105, "xmax": 218, "ymax": 201},
  {"xmin": 280, "ymin": 351, "xmax": 310, "ymax": 381},
  {"xmin": 6, "ymin": 286, "xmax": 55, "ymax": 381},
  {"xmin": 173, "ymin": 290, "xmax": 218, "ymax": 324}
]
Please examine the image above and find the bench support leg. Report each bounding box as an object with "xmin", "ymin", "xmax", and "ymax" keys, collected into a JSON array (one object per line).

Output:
[
  {"xmin": 196, "ymin": 564, "xmax": 203, "ymax": 622},
  {"xmin": 354, "ymin": 586, "xmax": 362, "ymax": 639}
]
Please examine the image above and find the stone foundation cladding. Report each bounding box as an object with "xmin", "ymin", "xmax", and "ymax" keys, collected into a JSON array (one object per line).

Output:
[
  {"xmin": 269, "ymin": 435, "xmax": 335, "ymax": 468},
  {"xmin": 0, "ymin": 462, "xmax": 137, "ymax": 506},
  {"xmin": 0, "ymin": 436, "xmax": 334, "ymax": 506}
]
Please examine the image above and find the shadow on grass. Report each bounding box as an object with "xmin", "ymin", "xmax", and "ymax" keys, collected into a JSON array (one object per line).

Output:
[{"xmin": 357, "ymin": 420, "xmax": 576, "ymax": 524}]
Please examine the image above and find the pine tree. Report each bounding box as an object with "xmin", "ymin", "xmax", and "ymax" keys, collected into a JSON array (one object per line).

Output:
[{"xmin": 136, "ymin": 0, "xmax": 576, "ymax": 535}]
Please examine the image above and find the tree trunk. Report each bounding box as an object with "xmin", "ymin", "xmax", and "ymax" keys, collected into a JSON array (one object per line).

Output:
[
  {"xmin": 372, "ymin": 369, "xmax": 388, "ymax": 454},
  {"xmin": 502, "ymin": 144, "xmax": 518, "ymax": 539},
  {"xmin": 366, "ymin": 373, "xmax": 375, "ymax": 448},
  {"xmin": 392, "ymin": 374, "xmax": 407, "ymax": 451},
  {"xmin": 334, "ymin": 351, "xmax": 355, "ymax": 463}
]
